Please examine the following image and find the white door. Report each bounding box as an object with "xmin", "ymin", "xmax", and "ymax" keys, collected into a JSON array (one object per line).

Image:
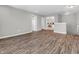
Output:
[{"xmin": 32, "ymin": 15, "xmax": 37, "ymax": 31}]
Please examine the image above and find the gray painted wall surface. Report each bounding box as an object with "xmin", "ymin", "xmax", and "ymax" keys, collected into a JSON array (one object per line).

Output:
[
  {"xmin": 0, "ymin": 6, "xmax": 42, "ymax": 37},
  {"xmin": 58, "ymin": 14, "xmax": 62, "ymax": 22},
  {"xmin": 61, "ymin": 14, "xmax": 77, "ymax": 35}
]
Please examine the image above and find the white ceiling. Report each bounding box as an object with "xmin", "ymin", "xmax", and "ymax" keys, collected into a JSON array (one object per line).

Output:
[{"xmin": 10, "ymin": 5, "xmax": 79, "ymax": 16}]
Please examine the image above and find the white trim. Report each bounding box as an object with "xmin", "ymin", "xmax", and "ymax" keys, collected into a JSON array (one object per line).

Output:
[
  {"xmin": 54, "ymin": 31, "xmax": 67, "ymax": 34},
  {"xmin": 0, "ymin": 31, "xmax": 32, "ymax": 39},
  {"xmin": 77, "ymin": 25, "xmax": 79, "ymax": 35}
]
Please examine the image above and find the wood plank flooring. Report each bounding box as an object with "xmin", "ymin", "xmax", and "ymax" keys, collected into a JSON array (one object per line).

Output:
[{"xmin": 0, "ymin": 30, "xmax": 79, "ymax": 54}]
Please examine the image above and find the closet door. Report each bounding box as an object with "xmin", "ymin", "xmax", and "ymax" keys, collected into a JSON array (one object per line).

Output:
[
  {"xmin": 32, "ymin": 15, "xmax": 37, "ymax": 31},
  {"xmin": 76, "ymin": 13, "xmax": 79, "ymax": 35}
]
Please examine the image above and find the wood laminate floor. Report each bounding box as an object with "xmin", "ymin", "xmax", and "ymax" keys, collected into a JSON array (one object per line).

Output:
[{"xmin": 0, "ymin": 30, "xmax": 79, "ymax": 54}]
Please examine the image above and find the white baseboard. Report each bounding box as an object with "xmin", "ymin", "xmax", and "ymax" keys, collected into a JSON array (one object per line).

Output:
[
  {"xmin": 54, "ymin": 31, "xmax": 67, "ymax": 34},
  {"xmin": 0, "ymin": 31, "xmax": 32, "ymax": 39}
]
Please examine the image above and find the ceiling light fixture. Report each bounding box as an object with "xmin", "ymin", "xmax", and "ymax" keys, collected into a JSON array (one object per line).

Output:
[
  {"xmin": 65, "ymin": 5, "xmax": 77, "ymax": 8},
  {"xmin": 64, "ymin": 12, "xmax": 70, "ymax": 15}
]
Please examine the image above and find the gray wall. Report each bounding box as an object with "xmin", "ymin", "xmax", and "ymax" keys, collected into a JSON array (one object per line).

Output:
[
  {"xmin": 58, "ymin": 14, "xmax": 62, "ymax": 22},
  {"xmin": 62, "ymin": 14, "xmax": 77, "ymax": 35},
  {"xmin": 0, "ymin": 6, "xmax": 42, "ymax": 37}
]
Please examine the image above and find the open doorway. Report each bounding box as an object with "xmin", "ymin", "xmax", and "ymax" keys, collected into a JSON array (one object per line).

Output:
[{"xmin": 46, "ymin": 16, "xmax": 55, "ymax": 30}]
